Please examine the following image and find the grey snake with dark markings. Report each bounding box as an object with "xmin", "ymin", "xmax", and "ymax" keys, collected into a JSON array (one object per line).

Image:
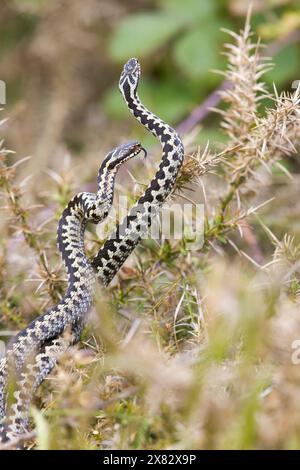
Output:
[{"xmin": 0, "ymin": 58, "xmax": 184, "ymax": 444}]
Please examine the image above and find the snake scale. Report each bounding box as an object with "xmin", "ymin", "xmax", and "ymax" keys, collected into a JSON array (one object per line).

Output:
[{"xmin": 0, "ymin": 58, "xmax": 184, "ymax": 444}]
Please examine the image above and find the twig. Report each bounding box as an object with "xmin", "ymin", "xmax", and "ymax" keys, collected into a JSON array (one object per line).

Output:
[{"xmin": 177, "ymin": 81, "xmax": 231, "ymax": 134}]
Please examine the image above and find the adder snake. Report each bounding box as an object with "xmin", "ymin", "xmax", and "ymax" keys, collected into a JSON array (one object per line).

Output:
[{"xmin": 0, "ymin": 58, "xmax": 184, "ymax": 443}]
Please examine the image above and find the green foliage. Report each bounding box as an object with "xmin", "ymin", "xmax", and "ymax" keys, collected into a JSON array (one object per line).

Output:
[
  {"xmin": 265, "ymin": 44, "xmax": 300, "ymax": 88},
  {"xmin": 109, "ymin": 0, "xmax": 218, "ymax": 62},
  {"xmin": 108, "ymin": 13, "xmax": 184, "ymax": 60},
  {"xmin": 105, "ymin": 0, "xmax": 300, "ymax": 125},
  {"xmin": 161, "ymin": 0, "xmax": 217, "ymax": 22},
  {"xmin": 173, "ymin": 24, "xmax": 225, "ymax": 79},
  {"xmin": 106, "ymin": 0, "xmax": 232, "ymax": 122}
]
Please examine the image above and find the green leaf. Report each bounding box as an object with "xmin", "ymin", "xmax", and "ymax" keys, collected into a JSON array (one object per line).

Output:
[
  {"xmin": 265, "ymin": 44, "xmax": 300, "ymax": 88},
  {"xmin": 161, "ymin": 0, "xmax": 217, "ymax": 22},
  {"xmin": 108, "ymin": 13, "xmax": 184, "ymax": 61},
  {"xmin": 173, "ymin": 25, "xmax": 225, "ymax": 78}
]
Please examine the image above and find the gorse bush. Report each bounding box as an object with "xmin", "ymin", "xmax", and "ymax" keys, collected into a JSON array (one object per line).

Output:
[{"xmin": 1, "ymin": 15, "xmax": 300, "ymax": 450}]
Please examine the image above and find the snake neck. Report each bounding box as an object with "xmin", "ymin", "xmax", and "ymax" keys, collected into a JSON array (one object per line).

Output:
[
  {"xmin": 122, "ymin": 85, "xmax": 184, "ymax": 203},
  {"xmin": 122, "ymin": 82, "xmax": 180, "ymax": 142},
  {"xmin": 95, "ymin": 163, "xmax": 117, "ymax": 220},
  {"xmin": 57, "ymin": 194, "xmax": 93, "ymax": 289}
]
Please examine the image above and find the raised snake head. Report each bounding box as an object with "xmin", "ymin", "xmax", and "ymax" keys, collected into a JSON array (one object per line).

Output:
[
  {"xmin": 101, "ymin": 141, "xmax": 146, "ymax": 174},
  {"xmin": 119, "ymin": 57, "xmax": 141, "ymax": 95}
]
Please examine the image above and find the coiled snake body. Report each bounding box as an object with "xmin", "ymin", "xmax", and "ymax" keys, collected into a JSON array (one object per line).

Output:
[
  {"xmin": 0, "ymin": 58, "xmax": 184, "ymax": 443},
  {"xmin": 0, "ymin": 141, "xmax": 144, "ymax": 439}
]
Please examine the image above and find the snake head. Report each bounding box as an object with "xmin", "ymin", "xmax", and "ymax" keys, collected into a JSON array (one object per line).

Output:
[
  {"xmin": 105, "ymin": 141, "xmax": 146, "ymax": 171},
  {"xmin": 119, "ymin": 58, "xmax": 141, "ymax": 94}
]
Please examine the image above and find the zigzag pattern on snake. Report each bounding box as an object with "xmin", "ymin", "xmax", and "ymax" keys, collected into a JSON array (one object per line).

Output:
[
  {"xmin": 0, "ymin": 58, "xmax": 184, "ymax": 443},
  {"xmin": 93, "ymin": 58, "xmax": 184, "ymax": 285}
]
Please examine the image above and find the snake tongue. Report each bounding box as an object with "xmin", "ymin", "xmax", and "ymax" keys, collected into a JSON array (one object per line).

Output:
[{"xmin": 140, "ymin": 147, "xmax": 147, "ymax": 159}]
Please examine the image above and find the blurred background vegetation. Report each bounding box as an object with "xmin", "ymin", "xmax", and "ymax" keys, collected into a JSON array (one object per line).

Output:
[
  {"xmin": 0, "ymin": 0, "xmax": 299, "ymax": 163},
  {"xmin": 1, "ymin": 0, "xmax": 300, "ymax": 451}
]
